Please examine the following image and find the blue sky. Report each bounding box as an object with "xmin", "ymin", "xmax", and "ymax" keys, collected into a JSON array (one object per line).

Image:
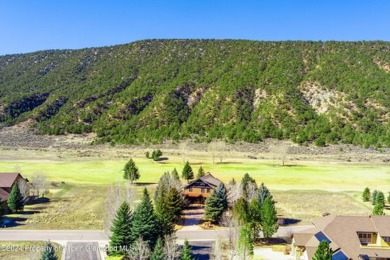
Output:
[{"xmin": 0, "ymin": 0, "xmax": 389, "ymax": 55}]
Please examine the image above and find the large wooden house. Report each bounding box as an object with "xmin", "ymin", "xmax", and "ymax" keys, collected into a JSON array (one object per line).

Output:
[
  {"xmin": 0, "ymin": 173, "xmax": 29, "ymax": 210},
  {"xmin": 183, "ymin": 173, "xmax": 222, "ymax": 204}
]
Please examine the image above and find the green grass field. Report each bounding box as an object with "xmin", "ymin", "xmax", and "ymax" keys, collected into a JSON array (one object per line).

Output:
[
  {"xmin": 0, "ymin": 149, "xmax": 388, "ymax": 229},
  {"xmin": 0, "ymin": 156, "xmax": 388, "ymax": 191}
]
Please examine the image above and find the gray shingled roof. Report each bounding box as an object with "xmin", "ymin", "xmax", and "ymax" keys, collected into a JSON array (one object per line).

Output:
[{"xmin": 184, "ymin": 173, "xmax": 222, "ymax": 188}]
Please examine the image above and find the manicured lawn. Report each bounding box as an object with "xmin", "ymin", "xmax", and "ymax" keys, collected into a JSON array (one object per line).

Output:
[{"xmin": 0, "ymin": 156, "xmax": 388, "ymax": 191}]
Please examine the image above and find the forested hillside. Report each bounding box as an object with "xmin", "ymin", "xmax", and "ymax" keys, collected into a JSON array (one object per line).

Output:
[{"xmin": 0, "ymin": 40, "xmax": 389, "ymax": 147}]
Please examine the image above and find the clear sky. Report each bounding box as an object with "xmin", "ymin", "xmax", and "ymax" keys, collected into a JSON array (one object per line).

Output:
[{"xmin": 0, "ymin": 0, "xmax": 389, "ymax": 55}]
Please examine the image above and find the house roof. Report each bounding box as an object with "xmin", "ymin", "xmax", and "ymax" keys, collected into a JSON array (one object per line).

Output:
[
  {"xmin": 0, "ymin": 187, "xmax": 9, "ymax": 201},
  {"xmin": 371, "ymin": 215, "xmax": 390, "ymax": 237},
  {"xmin": 0, "ymin": 173, "xmax": 22, "ymax": 188},
  {"xmin": 184, "ymin": 173, "xmax": 222, "ymax": 189},
  {"xmin": 293, "ymin": 215, "xmax": 390, "ymax": 259}
]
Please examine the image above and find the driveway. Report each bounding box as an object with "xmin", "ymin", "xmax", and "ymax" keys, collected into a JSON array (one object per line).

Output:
[
  {"xmin": 254, "ymin": 248, "xmax": 292, "ymax": 260},
  {"xmin": 65, "ymin": 242, "xmax": 101, "ymax": 260},
  {"xmin": 181, "ymin": 205, "xmax": 205, "ymax": 231}
]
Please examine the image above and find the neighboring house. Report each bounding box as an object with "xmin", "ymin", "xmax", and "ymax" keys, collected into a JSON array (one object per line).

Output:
[
  {"xmin": 291, "ymin": 215, "xmax": 390, "ymax": 260},
  {"xmin": 0, "ymin": 173, "xmax": 30, "ymax": 210},
  {"xmin": 183, "ymin": 173, "xmax": 222, "ymax": 204}
]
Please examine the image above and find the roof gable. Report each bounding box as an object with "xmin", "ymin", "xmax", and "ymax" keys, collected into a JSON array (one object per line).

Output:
[
  {"xmin": 184, "ymin": 173, "xmax": 222, "ymax": 189},
  {"xmin": 0, "ymin": 173, "xmax": 22, "ymax": 188}
]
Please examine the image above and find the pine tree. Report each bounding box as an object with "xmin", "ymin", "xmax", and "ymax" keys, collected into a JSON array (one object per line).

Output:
[
  {"xmin": 109, "ymin": 201, "xmax": 133, "ymax": 256},
  {"xmin": 312, "ymin": 241, "xmax": 332, "ymax": 260},
  {"xmin": 373, "ymin": 203, "xmax": 384, "ymax": 215},
  {"xmin": 375, "ymin": 191, "xmax": 385, "ymax": 206},
  {"xmin": 362, "ymin": 187, "xmax": 370, "ymax": 202},
  {"xmin": 131, "ymin": 188, "xmax": 159, "ymax": 248},
  {"xmin": 260, "ymin": 195, "xmax": 278, "ymax": 239},
  {"xmin": 156, "ymin": 188, "xmax": 184, "ymax": 236},
  {"xmin": 41, "ymin": 241, "xmax": 58, "ymax": 260},
  {"xmin": 205, "ymin": 183, "xmax": 228, "ymax": 223},
  {"xmin": 181, "ymin": 240, "xmax": 193, "ymax": 260},
  {"xmin": 165, "ymin": 188, "xmax": 184, "ymax": 219},
  {"xmin": 256, "ymin": 182, "xmax": 270, "ymax": 205},
  {"xmin": 241, "ymin": 173, "xmax": 257, "ymax": 199},
  {"xmin": 150, "ymin": 237, "xmax": 166, "ymax": 260},
  {"xmin": 123, "ymin": 158, "xmax": 140, "ymax": 183},
  {"xmin": 172, "ymin": 168, "xmax": 180, "ymax": 180},
  {"xmin": 182, "ymin": 161, "xmax": 194, "ymax": 182},
  {"xmin": 7, "ymin": 184, "xmax": 24, "ymax": 213},
  {"xmin": 233, "ymin": 197, "xmax": 250, "ymax": 225},
  {"xmin": 196, "ymin": 166, "xmax": 205, "ymax": 179},
  {"xmin": 372, "ymin": 190, "xmax": 378, "ymax": 205}
]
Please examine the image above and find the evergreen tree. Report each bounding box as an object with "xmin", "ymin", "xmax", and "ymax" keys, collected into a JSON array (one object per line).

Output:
[
  {"xmin": 372, "ymin": 190, "xmax": 378, "ymax": 205},
  {"xmin": 375, "ymin": 191, "xmax": 385, "ymax": 206},
  {"xmin": 362, "ymin": 187, "xmax": 370, "ymax": 202},
  {"xmin": 241, "ymin": 173, "xmax": 257, "ymax": 199},
  {"xmin": 172, "ymin": 168, "xmax": 180, "ymax": 180},
  {"xmin": 155, "ymin": 189, "xmax": 177, "ymax": 236},
  {"xmin": 109, "ymin": 201, "xmax": 133, "ymax": 256},
  {"xmin": 248, "ymin": 198, "xmax": 262, "ymax": 241},
  {"xmin": 260, "ymin": 195, "xmax": 278, "ymax": 239},
  {"xmin": 41, "ymin": 241, "xmax": 58, "ymax": 260},
  {"xmin": 373, "ymin": 203, "xmax": 385, "ymax": 215},
  {"xmin": 181, "ymin": 240, "xmax": 193, "ymax": 260},
  {"xmin": 312, "ymin": 241, "xmax": 332, "ymax": 260},
  {"xmin": 7, "ymin": 184, "xmax": 24, "ymax": 213},
  {"xmin": 182, "ymin": 161, "xmax": 194, "ymax": 182},
  {"xmin": 196, "ymin": 166, "xmax": 205, "ymax": 179},
  {"xmin": 123, "ymin": 158, "xmax": 140, "ymax": 183},
  {"xmin": 205, "ymin": 183, "xmax": 228, "ymax": 223},
  {"xmin": 131, "ymin": 188, "xmax": 159, "ymax": 248},
  {"xmin": 233, "ymin": 197, "xmax": 250, "ymax": 225},
  {"xmin": 388, "ymin": 193, "xmax": 390, "ymax": 204},
  {"xmin": 150, "ymin": 237, "xmax": 166, "ymax": 260},
  {"xmin": 256, "ymin": 182, "xmax": 270, "ymax": 205},
  {"xmin": 145, "ymin": 151, "xmax": 150, "ymax": 159},
  {"xmin": 152, "ymin": 149, "xmax": 163, "ymax": 161}
]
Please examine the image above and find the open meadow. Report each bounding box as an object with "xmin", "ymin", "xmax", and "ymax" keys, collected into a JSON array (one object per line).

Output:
[{"xmin": 0, "ymin": 147, "xmax": 389, "ymax": 228}]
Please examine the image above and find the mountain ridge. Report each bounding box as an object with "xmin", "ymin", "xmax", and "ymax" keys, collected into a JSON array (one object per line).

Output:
[{"xmin": 0, "ymin": 40, "xmax": 389, "ymax": 147}]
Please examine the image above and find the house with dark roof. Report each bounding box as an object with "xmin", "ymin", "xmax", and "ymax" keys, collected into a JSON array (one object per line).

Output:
[
  {"xmin": 183, "ymin": 173, "xmax": 222, "ymax": 204},
  {"xmin": 291, "ymin": 215, "xmax": 390, "ymax": 260},
  {"xmin": 0, "ymin": 173, "xmax": 29, "ymax": 210}
]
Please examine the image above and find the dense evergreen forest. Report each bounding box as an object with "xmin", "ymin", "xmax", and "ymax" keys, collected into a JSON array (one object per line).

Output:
[{"xmin": 0, "ymin": 40, "xmax": 389, "ymax": 147}]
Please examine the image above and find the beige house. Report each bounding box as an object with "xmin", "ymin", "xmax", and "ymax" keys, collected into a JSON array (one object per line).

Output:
[{"xmin": 291, "ymin": 215, "xmax": 390, "ymax": 260}]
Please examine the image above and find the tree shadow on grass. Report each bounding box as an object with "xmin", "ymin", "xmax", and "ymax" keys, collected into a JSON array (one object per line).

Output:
[
  {"xmin": 134, "ymin": 182, "xmax": 157, "ymax": 186},
  {"xmin": 0, "ymin": 216, "xmax": 27, "ymax": 228},
  {"xmin": 280, "ymin": 218, "xmax": 302, "ymax": 226},
  {"xmin": 25, "ymin": 196, "xmax": 50, "ymax": 205}
]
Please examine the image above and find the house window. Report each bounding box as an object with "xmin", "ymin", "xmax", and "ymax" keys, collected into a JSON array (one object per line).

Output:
[
  {"xmin": 383, "ymin": 237, "xmax": 390, "ymax": 243},
  {"xmin": 201, "ymin": 188, "xmax": 205, "ymax": 193},
  {"xmin": 189, "ymin": 187, "xmax": 193, "ymax": 192},
  {"xmin": 207, "ymin": 188, "xmax": 211, "ymax": 193},
  {"xmin": 358, "ymin": 233, "xmax": 373, "ymax": 244}
]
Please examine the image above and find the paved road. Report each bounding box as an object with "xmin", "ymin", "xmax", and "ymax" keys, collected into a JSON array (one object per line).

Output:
[
  {"xmin": 65, "ymin": 242, "xmax": 101, "ymax": 260},
  {"xmin": 0, "ymin": 225, "xmax": 313, "ymax": 242}
]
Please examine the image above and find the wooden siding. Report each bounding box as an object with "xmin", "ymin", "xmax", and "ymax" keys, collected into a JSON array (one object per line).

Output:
[{"xmin": 183, "ymin": 187, "xmax": 212, "ymax": 198}]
